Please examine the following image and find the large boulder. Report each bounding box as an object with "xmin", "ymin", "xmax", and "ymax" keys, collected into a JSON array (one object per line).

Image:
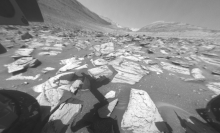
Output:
[{"xmin": 121, "ymin": 88, "xmax": 163, "ymax": 133}]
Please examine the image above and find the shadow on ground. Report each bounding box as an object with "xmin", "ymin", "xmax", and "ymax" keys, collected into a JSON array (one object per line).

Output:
[{"xmin": 71, "ymin": 67, "xmax": 120, "ymax": 133}]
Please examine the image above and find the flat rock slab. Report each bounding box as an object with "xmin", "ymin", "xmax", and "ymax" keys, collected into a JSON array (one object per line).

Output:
[
  {"xmin": 161, "ymin": 62, "xmax": 190, "ymax": 75},
  {"xmin": 42, "ymin": 99, "xmax": 82, "ymax": 133},
  {"xmin": 6, "ymin": 57, "xmax": 39, "ymax": 73},
  {"xmin": 6, "ymin": 74, "xmax": 40, "ymax": 80},
  {"xmin": 121, "ymin": 88, "xmax": 163, "ymax": 133},
  {"xmin": 88, "ymin": 65, "xmax": 113, "ymax": 79},
  {"xmin": 98, "ymin": 99, "xmax": 118, "ymax": 118},
  {"xmin": 12, "ymin": 48, "xmax": 34, "ymax": 59},
  {"xmin": 191, "ymin": 68, "xmax": 205, "ymax": 80}
]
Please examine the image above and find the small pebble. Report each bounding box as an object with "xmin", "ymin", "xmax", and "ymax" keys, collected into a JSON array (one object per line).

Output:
[{"xmin": 23, "ymin": 82, "xmax": 29, "ymax": 85}]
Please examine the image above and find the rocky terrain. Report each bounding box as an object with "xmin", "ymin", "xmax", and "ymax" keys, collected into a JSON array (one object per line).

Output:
[
  {"xmin": 1, "ymin": 23, "xmax": 220, "ymax": 133},
  {"xmin": 1, "ymin": 0, "xmax": 220, "ymax": 133}
]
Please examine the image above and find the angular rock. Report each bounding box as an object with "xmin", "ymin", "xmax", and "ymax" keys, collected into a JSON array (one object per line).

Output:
[
  {"xmin": 58, "ymin": 57, "xmax": 82, "ymax": 73},
  {"xmin": 88, "ymin": 65, "xmax": 113, "ymax": 79},
  {"xmin": 0, "ymin": 43, "xmax": 7, "ymax": 54},
  {"xmin": 42, "ymin": 100, "xmax": 82, "ymax": 133},
  {"xmin": 171, "ymin": 60, "xmax": 194, "ymax": 68},
  {"xmin": 21, "ymin": 32, "xmax": 33, "ymax": 40},
  {"xmin": 161, "ymin": 62, "xmax": 190, "ymax": 75},
  {"xmin": 121, "ymin": 89, "xmax": 163, "ymax": 133},
  {"xmin": 12, "ymin": 48, "xmax": 34, "ymax": 59},
  {"xmin": 98, "ymin": 99, "xmax": 118, "ymax": 118},
  {"xmin": 105, "ymin": 91, "xmax": 116, "ymax": 99},
  {"xmin": 191, "ymin": 68, "xmax": 205, "ymax": 80},
  {"xmin": 100, "ymin": 42, "xmax": 114, "ymax": 54},
  {"xmin": 5, "ymin": 57, "xmax": 40, "ymax": 73},
  {"xmin": 146, "ymin": 65, "xmax": 163, "ymax": 74}
]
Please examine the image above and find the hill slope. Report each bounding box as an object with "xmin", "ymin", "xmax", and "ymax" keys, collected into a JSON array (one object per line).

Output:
[{"xmin": 38, "ymin": 0, "xmax": 114, "ymax": 31}]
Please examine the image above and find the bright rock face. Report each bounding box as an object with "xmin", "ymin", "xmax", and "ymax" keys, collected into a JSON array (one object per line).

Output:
[
  {"xmin": 98, "ymin": 99, "xmax": 118, "ymax": 118},
  {"xmin": 112, "ymin": 60, "xmax": 148, "ymax": 85},
  {"xmin": 121, "ymin": 89, "xmax": 163, "ymax": 133},
  {"xmin": 88, "ymin": 65, "xmax": 113, "ymax": 79},
  {"xmin": 161, "ymin": 62, "xmax": 190, "ymax": 75},
  {"xmin": 191, "ymin": 68, "xmax": 205, "ymax": 80}
]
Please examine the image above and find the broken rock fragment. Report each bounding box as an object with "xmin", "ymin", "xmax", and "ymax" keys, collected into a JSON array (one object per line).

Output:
[
  {"xmin": 161, "ymin": 62, "xmax": 190, "ymax": 75},
  {"xmin": 42, "ymin": 99, "xmax": 82, "ymax": 133},
  {"xmin": 6, "ymin": 74, "xmax": 40, "ymax": 80},
  {"xmin": 105, "ymin": 91, "xmax": 116, "ymax": 99},
  {"xmin": 21, "ymin": 32, "xmax": 33, "ymax": 40},
  {"xmin": 121, "ymin": 89, "xmax": 163, "ymax": 133},
  {"xmin": 12, "ymin": 48, "xmax": 34, "ymax": 59},
  {"xmin": 88, "ymin": 65, "xmax": 113, "ymax": 79},
  {"xmin": 98, "ymin": 99, "xmax": 118, "ymax": 118},
  {"xmin": 191, "ymin": 68, "xmax": 205, "ymax": 80},
  {"xmin": 5, "ymin": 57, "xmax": 40, "ymax": 73}
]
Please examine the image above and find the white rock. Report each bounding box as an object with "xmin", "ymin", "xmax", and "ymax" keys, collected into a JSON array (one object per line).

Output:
[
  {"xmin": 39, "ymin": 51, "xmax": 61, "ymax": 56},
  {"xmin": 6, "ymin": 74, "xmax": 40, "ymax": 80},
  {"xmin": 98, "ymin": 99, "xmax": 118, "ymax": 118},
  {"xmin": 191, "ymin": 68, "xmax": 205, "ymax": 79},
  {"xmin": 206, "ymin": 82, "xmax": 220, "ymax": 95},
  {"xmin": 12, "ymin": 48, "xmax": 34, "ymax": 58},
  {"xmin": 146, "ymin": 65, "xmax": 163, "ymax": 74},
  {"xmin": 161, "ymin": 62, "xmax": 190, "ymax": 75},
  {"xmin": 121, "ymin": 89, "xmax": 163, "ymax": 133},
  {"xmin": 105, "ymin": 91, "xmax": 116, "ymax": 99},
  {"xmin": 88, "ymin": 65, "xmax": 113, "ymax": 79},
  {"xmin": 93, "ymin": 58, "xmax": 108, "ymax": 66}
]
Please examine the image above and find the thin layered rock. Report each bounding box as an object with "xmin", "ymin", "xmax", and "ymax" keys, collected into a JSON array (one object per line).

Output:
[
  {"xmin": 121, "ymin": 89, "xmax": 163, "ymax": 133},
  {"xmin": 199, "ymin": 56, "xmax": 220, "ymax": 67},
  {"xmin": 161, "ymin": 62, "xmax": 190, "ymax": 75},
  {"xmin": 112, "ymin": 60, "xmax": 148, "ymax": 85},
  {"xmin": 5, "ymin": 57, "xmax": 40, "ymax": 73},
  {"xmin": 98, "ymin": 99, "xmax": 118, "ymax": 118},
  {"xmin": 88, "ymin": 65, "xmax": 113, "ymax": 79}
]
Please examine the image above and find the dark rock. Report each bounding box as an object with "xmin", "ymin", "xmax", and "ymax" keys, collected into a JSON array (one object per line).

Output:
[
  {"xmin": 0, "ymin": 43, "xmax": 7, "ymax": 54},
  {"xmin": 21, "ymin": 32, "xmax": 33, "ymax": 40}
]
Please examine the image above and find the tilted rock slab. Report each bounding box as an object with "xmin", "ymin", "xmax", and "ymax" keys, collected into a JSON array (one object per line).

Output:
[
  {"xmin": 88, "ymin": 65, "xmax": 113, "ymax": 79},
  {"xmin": 98, "ymin": 99, "xmax": 118, "ymax": 118},
  {"xmin": 161, "ymin": 62, "xmax": 190, "ymax": 75},
  {"xmin": 5, "ymin": 57, "xmax": 40, "ymax": 73},
  {"xmin": 112, "ymin": 60, "xmax": 148, "ymax": 84},
  {"xmin": 191, "ymin": 68, "xmax": 205, "ymax": 80},
  {"xmin": 42, "ymin": 99, "xmax": 82, "ymax": 133},
  {"xmin": 121, "ymin": 89, "xmax": 163, "ymax": 133}
]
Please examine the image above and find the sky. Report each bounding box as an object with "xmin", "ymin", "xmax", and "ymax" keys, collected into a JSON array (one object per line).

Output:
[{"xmin": 79, "ymin": 0, "xmax": 220, "ymax": 30}]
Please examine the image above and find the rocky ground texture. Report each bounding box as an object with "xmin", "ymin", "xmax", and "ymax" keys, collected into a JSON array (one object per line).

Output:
[{"xmin": 1, "ymin": 25, "xmax": 220, "ymax": 133}]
